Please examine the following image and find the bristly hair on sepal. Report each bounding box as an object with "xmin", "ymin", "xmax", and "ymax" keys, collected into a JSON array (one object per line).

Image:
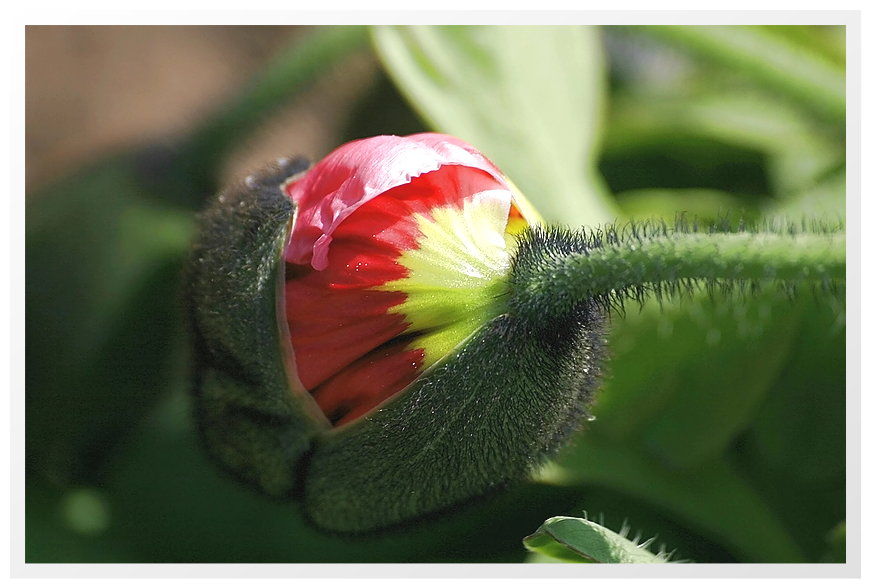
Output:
[{"xmin": 183, "ymin": 155, "xmax": 327, "ymax": 500}]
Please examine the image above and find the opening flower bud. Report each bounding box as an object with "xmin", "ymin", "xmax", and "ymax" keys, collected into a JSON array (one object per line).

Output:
[
  {"xmin": 281, "ymin": 133, "xmax": 538, "ymax": 427},
  {"xmin": 186, "ymin": 133, "xmax": 605, "ymax": 533}
]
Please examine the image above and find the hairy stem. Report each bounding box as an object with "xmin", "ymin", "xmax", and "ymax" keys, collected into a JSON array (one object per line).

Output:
[{"xmin": 512, "ymin": 226, "xmax": 846, "ymax": 319}]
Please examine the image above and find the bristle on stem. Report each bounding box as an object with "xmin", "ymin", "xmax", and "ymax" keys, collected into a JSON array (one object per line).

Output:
[{"xmin": 510, "ymin": 220, "xmax": 845, "ymax": 324}]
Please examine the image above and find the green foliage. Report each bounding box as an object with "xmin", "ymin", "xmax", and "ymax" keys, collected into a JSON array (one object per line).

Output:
[
  {"xmin": 372, "ymin": 25, "xmax": 618, "ymax": 225},
  {"xmin": 634, "ymin": 26, "xmax": 846, "ymax": 123},
  {"xmin": 26, "ymin": 158, "xmax": 194, "ymax": 485},
  {"xmin": 523, "ymin": 516, "xmax": 672, "ymax": 563},
  {"xmin": 25, "ymin": 24, "xmax": 847, "ymax": 564}
]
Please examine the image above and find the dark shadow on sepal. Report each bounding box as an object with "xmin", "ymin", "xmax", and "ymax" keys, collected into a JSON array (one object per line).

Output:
[
  {"xmin": 185, "ymin": 173, "xmax": 612, "ymax": 533},
  {"xmin": 184, "ymin": 156, "xmax": 328, "ymax": 498},
  {"xmin": 301, "ymin": 227, "xmax": 609, "ymax": 533}
]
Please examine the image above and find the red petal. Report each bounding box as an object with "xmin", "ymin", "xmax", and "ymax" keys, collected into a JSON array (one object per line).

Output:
[
  {"xmin": 284, "ymin": 135, "xmax": 526, "ymax": 426},
  {"xmin": 284, "ymin": 134, "xmax": 509, "ymax": 270},
  {"xmin": 311, "ymin": 343, "xmax": 425, "ymax": 427}
]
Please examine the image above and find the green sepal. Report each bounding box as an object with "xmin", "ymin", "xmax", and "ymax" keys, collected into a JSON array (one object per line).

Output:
[
  {"xmin": 185, "ymin": 157, "xmax": 328, "ymax": 497},
  {"xmin": 186, "ymin": 166, "xmax": 607, "ymax": 532},
  {"xmin": 303, "ymin": 277, "xmax": 605, "ymax": 533}
]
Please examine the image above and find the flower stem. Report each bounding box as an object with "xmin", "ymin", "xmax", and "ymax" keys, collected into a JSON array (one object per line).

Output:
[{"xmin": 512, "ymin": 225, "xmax": 845, "ymax": 320}]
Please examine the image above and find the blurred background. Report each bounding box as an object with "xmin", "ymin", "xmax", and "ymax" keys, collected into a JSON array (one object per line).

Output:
[{"xmin": 25, "ymin": 24, "xmax": 847, "ymax": 564}]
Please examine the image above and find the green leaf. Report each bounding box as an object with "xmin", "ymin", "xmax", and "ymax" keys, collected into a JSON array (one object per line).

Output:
[
  {"xmin": 538, "ymin": 436, "xmax": 805, "ymax": 562},
  {"xmin": 26, "ymin": 158, "xmax": 194, "ymax": 484},
  {"xmin": 759, "ymin": 25, "xmax": 847, "ymax": 66},
  {"xmin": 589, "ymin": 290, "xmax": 807, "ymax": 467},
  {"xmin": 25, "ymin": 27, "xmax": 370, "ymax": 485},
  {"xmin": 634, "ymin": 26, "xmax": 846, "ymax": 123},
  {"xmin": 602, "ymin": 88, "xmax": 845, "ymax": 203},
  {"xmin": 605, "ymin": 90, "xmax": 833, "ymax": 158},
  {"xmin": 549, "ymin": 485, "xmax": 735, "ymax": 563},
  {"xmin": 615, "ymin": 188, "xmax": 755, "ymax": 222},
  {"xmin": 372, "ymin": 25, "xmax": 618, "ymax": 226},
  {"xmin": 748, "ymin": 295, "xmax": 845, "ymax": 483},
  {"xmin": 734, "ymin": 292, "xmax": 845, "ymax": 561},
  {"xmin": 820, "ymin": 522, "xmax": 846, "ymax": 563},
  {"xmin": 524, "ymin": 516, "xmax": 671, "ymax": 563},
  {"xmin": 768, "ymin": 166, "xmax": 846, "ymax": 220}
]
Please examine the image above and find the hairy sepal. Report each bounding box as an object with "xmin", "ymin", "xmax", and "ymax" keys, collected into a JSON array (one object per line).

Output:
[
  {"xmin": 185, "ymin": 157, "xmax": 328, "ymax": 498},
  {"xmin": 302, "ymin": 229, "xmax": 606, "ymax": 533},
  {"xmin": 186, "ymin": 169, "xmax": 607, "ymax": 532}
]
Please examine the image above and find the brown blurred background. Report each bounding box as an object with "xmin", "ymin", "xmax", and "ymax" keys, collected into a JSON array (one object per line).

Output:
[{"xmin": 26, "ymin": 25, "xmax": 380, "ymax": 194}]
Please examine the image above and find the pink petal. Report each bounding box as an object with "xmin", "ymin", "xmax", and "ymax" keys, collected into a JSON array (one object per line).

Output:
[{"xmin": 284, "ymin": 134, "xmax": 509, "ymax": 270}]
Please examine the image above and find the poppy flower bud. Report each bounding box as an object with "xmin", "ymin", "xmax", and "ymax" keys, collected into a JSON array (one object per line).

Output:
[{"xmin": 186, "ymin": 133, "xmax": 606, "ymax": 533}]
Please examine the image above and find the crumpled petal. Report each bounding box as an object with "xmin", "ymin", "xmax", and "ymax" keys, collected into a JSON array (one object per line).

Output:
[
  {"xmin": 282, "ymin": 134, "xmax": 533, "ymax": 426},
  {"xmin": 284, "ymin": 133, "xmax": 508, "ymax": 271}
]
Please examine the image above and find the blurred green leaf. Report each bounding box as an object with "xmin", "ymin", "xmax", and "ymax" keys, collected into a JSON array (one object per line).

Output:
[
  {"xmin": 551, "ymin": 285, "xmax": 843, "ymax": 563},
  {"xmin": 605, "ymin": 91, "xmax": 832, "ymax": 157},
  {"xmin": 769, "ymin": 166, "xmax": 846, "ymax": 220},
  {"xmin": 760, "ymin": 25, "xmax": 847, "ymax": 65},
  {"xmin": 26, "ymin": 158, "xmax": 194, "ymax": 484},
  {"xmin": 632, "ymin": 300, "xmax": 793, "ymax": 468},
  {"xmin": 97, "ymin": 390, "xmax": 584, "ymax": 563},
  {"xmin": 602, "ymin": 89, "xmax": 844, "ymax": 206},
  {"xmin": 523, "ymin": 516, "xmax": 670, "ymax": 563},
  {"xmin": 615, "ymin": 188, "xmax": 757, "ymax": 222},
  {"xmin": 373, "ymin": 25, "xmax": 618, "ymax": 225},
  {"xmin": 25, "ymin": 24, "xmax": 371, "ymax": 487},
  {"xmin": 634, "ymin": 26, "xmax": 846, "ymax": 123},
  {"xmin": 602, "ymin": 135, "xmax": 772, "ymax": 206},
  {"xmin": 820, "ymin": 522, "xmax": 846, "ymax": 563},
  {"xmin": 733, "ymin": 293, "xmax": 845, "ymax": 561},
  {"xmin": 538, "ymin": 435, "xmax": 804, "ymax": 562},
  {"xmin": 589, "ymin": 290, "xmax": 805, "ymax": 467},
  {"xmin": 748, "ymin": 295, "xmax": 845, "ymax": 483},
  {"xmin": 26, "ymin": 481, "xmax": 138, "ymax": 563}
]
